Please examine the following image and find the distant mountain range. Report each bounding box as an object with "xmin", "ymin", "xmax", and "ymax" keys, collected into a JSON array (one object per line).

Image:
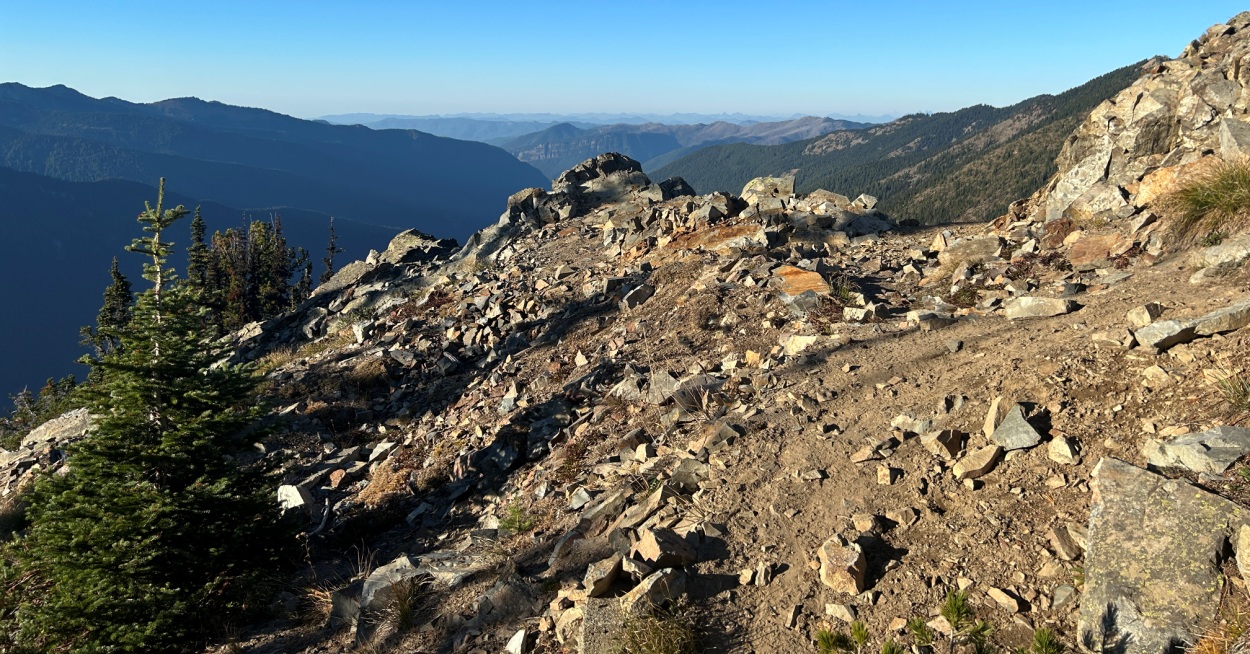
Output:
[
  {"xmin": 322, "ymin": 111, "xmax": 896, "ymax": 127},
  {"xmin": 0, "ymin": 167, "xmax": 398, "ymax": 398},
  {"xmin": 497, "ymin": 117, "xmax": 870, "ymax": 178},
  {"xmin": 0, "ymin": 83, "xmax": 548, "ymax": 242},
  {"xmin": 319, "ymin": 112, "xmax": 894, "ymax": 147},
  {"xmin": 655, "ymin": 63, "xmax": 1146, "ymax": 225}
]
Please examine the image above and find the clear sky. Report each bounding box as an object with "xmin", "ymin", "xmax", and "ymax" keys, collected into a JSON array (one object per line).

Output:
[{"xmin": 0, "ymin": 1, "xmax": 1244, "ymax": 119}]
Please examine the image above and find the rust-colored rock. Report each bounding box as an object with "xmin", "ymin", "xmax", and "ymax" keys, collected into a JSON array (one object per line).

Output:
[{"xmin": 773, "ymin": 265, "xmax": 830, "ymax": 297}]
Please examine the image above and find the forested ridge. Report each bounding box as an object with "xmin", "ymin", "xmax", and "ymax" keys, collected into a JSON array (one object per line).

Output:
[{"xmin": 655, "ymin": 62, "xmax": 1145, "ymax": 224}]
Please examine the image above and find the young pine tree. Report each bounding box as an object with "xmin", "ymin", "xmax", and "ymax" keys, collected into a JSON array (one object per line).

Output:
[
  {"xmin": 319, "ymin": 216, "xmax": 343, "ymax": 285},
  {"xmin": 186, "ymin": 206, "xmax": 210, "ymax": 291},
  {"xmin": 79, "ymin": 256, "xmax": 134, "ymax": 359},
  {"xmin": 14, "ymin": 180, "xmax": 295, "ymax": 653}
]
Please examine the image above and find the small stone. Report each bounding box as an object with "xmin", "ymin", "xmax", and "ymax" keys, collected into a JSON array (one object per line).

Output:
[
  {"xmin": 953, "ymin": 445, "xmax": 1003, "ymax": 480},
  {"xmin": 620, "ymin": 569, "xmax": 687, "ymax": 614},
  {"xmin": 755, "ymin": 561, "xmax": 774, "ymax": 586},
  {"xmin": 505, "ymin": 628, "xmax": 529, "ymax": 654},
  {"xmin": 621, "ymin": 557, "xmax": 654, "ymax": 583},
  {"xmin": 983, "ymin": 396, "xmax": 1003, "ymax": 439},
  {"xmin": 922, "ymin": 429, "xmax": 963, "ymax": 458},
  {"xmin": 886, "ymin": 507, "xmax": 920, "ymax": 528},
  {"xmin": 784, "ymin": 604, "xmax": 802, "ymax": 629},
  {"xmin": 569, "ymin": 488, "xmax": 595, "ymax": 510},
  {"xmin": 991, "ymin": 404, "xmax": 1041, "ymax": 451},
  {"xmin": 1052, "ymin": 584, "xmax": 1078, "ymax": 609},
  {"xmin": 1126, "ymin": 303, "xmax": 1164, "ymax": 329},
  {"xmin": 1048, "ymin": 436, "xmax": 1080, "ymax": 465},
  {"xmin": 1049, "ymin": 523, "xmax": 1084, "ymax": 561},
  {"xmin": 852, "ymin": 513, "xmax": 882, "ymax": 533},
  {"xmin": 826, "ymin": 603, "xmax": 857, "ymax": 623},
  {"xmin": 583, "ymin": 554, "xmax": 623, "ymax": 597},
  {"xmin": 988, "ymin": 587, "xmax": 1020, "ymax": 613},
  {"xmin": 1004, "ymin": 296, "xmax": 1077, "ymax": 320},
  {"xmin": 818, "ymin": 536, "xmax": 867, "ymax": 594},
  {"xmin": 620, "ymin": 284, "xmax": 656, "ymax": 310}
]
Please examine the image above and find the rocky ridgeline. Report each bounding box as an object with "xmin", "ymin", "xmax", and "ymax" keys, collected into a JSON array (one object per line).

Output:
[
  {"xmin": 205, "ymin": 136, "xmax": 1248, "ymax": 652},
  {"xmin": 8, "ymin": 15, "xmax": 1250, "ymax": 654}
]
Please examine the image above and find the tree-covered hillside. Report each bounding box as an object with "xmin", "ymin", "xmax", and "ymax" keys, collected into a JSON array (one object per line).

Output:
[
  {"xmin": 0, "ymin": 84, "xmax": 548, "ymax": 241},
  {"xmin": 655, "ymin": 63, "xmax": 1144, "ymax": 224}
]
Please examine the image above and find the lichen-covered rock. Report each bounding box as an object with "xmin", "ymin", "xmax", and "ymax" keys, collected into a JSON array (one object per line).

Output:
[{"xmin": 1079, "ymin": 458, "xmax": 1250, "ymax": 654}]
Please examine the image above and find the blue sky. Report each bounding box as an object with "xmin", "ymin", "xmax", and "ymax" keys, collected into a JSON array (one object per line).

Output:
[{"xmin": 0, "ymin": 1, "xmax": 1244, "ymax": 119}]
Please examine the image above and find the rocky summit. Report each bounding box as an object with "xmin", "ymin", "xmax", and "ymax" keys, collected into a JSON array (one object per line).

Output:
[{"xmin": 8, "ymin": 13, "xmax": 1250, "ymax": 654}]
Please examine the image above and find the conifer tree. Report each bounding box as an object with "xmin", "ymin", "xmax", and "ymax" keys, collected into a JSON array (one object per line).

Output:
[
  {"xmin": 14, "ymin": 180, "xmax": 294, "ymax": 653},
  {"xmin": 319, "ymin": 216, "xmax": 343, "ymax": 284},
  {"xmin": 293, "ymin": 247, "xmax": 313, "ymax": 309},
  {"xmin": 80, "ymin": 256, "xmax": 134, "ymax": 359},
  {"xmin": 186, "ymin": 206, "xmax": 210, "ymax": 291}
]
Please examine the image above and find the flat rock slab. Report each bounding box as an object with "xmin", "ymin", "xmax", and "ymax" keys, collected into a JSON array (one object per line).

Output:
[
  {"xmin": 1004, "ymin": 296, "xmax": 1077, "ymax": 320},
  {"xmin": 1143, "ymin": 425, "xmax": 1250, "ymax": 474},
  {"xmin": 773, "ymin": 265, "xmax": 831, "ymax": 297},
  {"xmin": 1133, "ymin": 319, "xmax": 1196, "ymax": 353},
  {"xmin": 1192, "ymin": 297, "xmax": 1250, "ymax": 336},
  {"xmin": 21, "ymin": 407, "xmax": 91, "ymax": 450},
  {"xmin": 1133, "ymin": 296, "xmax": 1250, "ymax": 353},
  {"xmin": 1079, "ymin": 458, "xmax": 1250, "ymax": 654},
  {"xmin": 991, "ymin": 404, "xmax": 1042, "ymax": 451}
]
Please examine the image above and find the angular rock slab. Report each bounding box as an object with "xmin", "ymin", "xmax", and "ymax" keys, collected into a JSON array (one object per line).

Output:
[
  {"xmin": 1142, "ymin": 425, "xmax": 1250, "ymax": 474},
  {"xmin": 21, "ymin": 407, "xmax": 91, "ymax": 450},
  {"xmin": 991, "ymin": 404, "xmax": 1042, "ymax": 451},
  {"xmin": 1133, "ymin": 296, "xmax": 1250, "ymax": 353},
  {"xmin": 1079, "ymin": 458, "xmax": 1250, "ymax": 654},
  {"xmin": 818, "ymin": 536, "xmax": 866, "ymax": 594},
  {"xmin": 361, "ymin": 555, "xmax": 422, "ymax": 611},
  {"xmin": 1133, "ymin": 319, "xmax": 1196, "ymax": 353}
]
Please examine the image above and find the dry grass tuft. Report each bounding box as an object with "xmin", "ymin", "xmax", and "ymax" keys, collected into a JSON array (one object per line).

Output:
[
  {"xmin": 254, "ymin": 346, "xmax": 298, "ymax": 375},
  {"xmin": 296, "ymin": 328, "xmax": 355, "ymax": 360},
  {"xmin": 618, "ymin": 603, "xmax": 700, "ymax": 654},
  {"xmin": 1217, "ymin": 371, "xmax": 1250, "ymax": 416},
  {"xmin": 1163, "ymin": 159, "xmax": 1250, "ymax": 243},
  {"xmin": 357, "ymin": 447, "xmax": 415, "ymax": 508},
  {"xmin": 1189, "ymin": 610, "xmax": 1250, "ymax": 654}
]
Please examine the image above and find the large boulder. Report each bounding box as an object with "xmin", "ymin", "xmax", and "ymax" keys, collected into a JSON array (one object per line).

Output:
[
  {"xmin": 741, "ymin": 175, "xmax": 795, "ymax": 203},
  {"xmin": 377, "ymin": 229, "xmax": 458, "ymax": 266},
  {"xmin": 1079, "ymin": 458, "xmax": 1250, "ymax": 654},
  {"xmin": 552, "ymin": 153, "xmax": 655, "ymax": 210}
]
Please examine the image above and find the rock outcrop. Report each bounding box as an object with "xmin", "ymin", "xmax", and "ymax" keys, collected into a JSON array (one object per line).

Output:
[{"xmin": 993, "ymin": 11, "xmax": 1250, "ymax": 272}]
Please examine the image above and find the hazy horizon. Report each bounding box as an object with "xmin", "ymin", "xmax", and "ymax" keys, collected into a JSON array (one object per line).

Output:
[{"xmin": 1, "ymin": 1, "xmax": 1244, "ymax": 120}]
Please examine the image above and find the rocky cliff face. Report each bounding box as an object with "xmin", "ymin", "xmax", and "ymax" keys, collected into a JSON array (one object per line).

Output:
[{"xmin": 1001, "ymin": 11, "xmax": 1250, "ymax": 249}]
